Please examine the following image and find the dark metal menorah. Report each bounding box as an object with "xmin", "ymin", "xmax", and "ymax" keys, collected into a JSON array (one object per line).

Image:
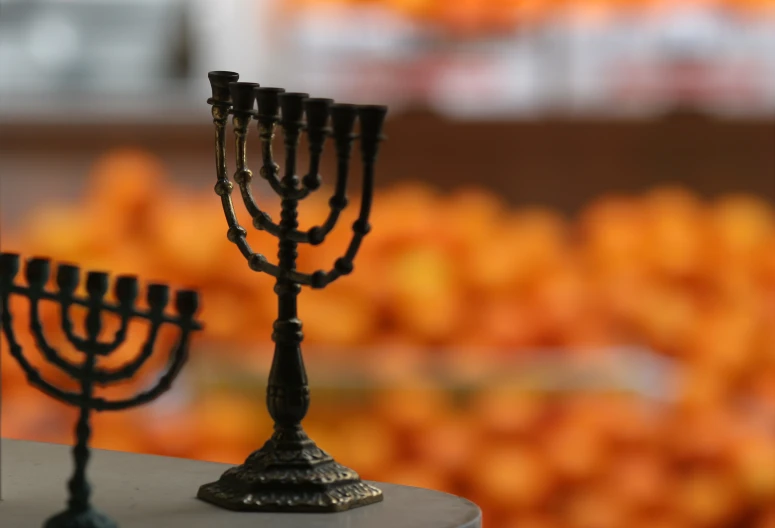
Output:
[
  {"xmin": 0, "ymin": 253, "xmax": 202, "ymax": 528},
  {"xmin": 196, "ymin": 71, "xmax": 387, "ymax": 513}
]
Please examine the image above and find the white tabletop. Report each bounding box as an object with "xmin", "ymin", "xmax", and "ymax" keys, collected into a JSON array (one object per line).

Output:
[{"xmin": 0, "ymin": 438, "xmax": 481, "ymax": 528}]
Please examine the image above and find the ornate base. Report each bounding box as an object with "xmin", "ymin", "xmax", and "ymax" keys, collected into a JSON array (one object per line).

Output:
[
  {"xmin": 196, "ymin": 427, "xmax": 383, "ymax": 513},
  {"xmin": 44, "ymin": 508, "xmax": 117, "ymax": 528}
]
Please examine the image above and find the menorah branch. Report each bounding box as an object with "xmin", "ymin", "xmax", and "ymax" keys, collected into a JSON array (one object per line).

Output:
[
  {"xmin": 1, "ymin": 295, "xmax": 82, "ymax": 406},
  {"xmin": 28, "ymin": 296, "xmax": 89, "ymax": 377},
  {"xmin": 201, "ymin": 70, "xmax": 387, "ymax": 514},
  {"xmin": 93, "ymin": 330, "xmax": 192, "ymax": 411},
  {"xmin": 59, "ymin": 301, "xmax": 89, "ymax": 350},
  {"xmin": 257, "ymin": 119, "xmax": 283, "ymax": 190},
  {"xmin": 212, "ymin": 103, "xmax": 230, "ymax": 181},
  {"xmin": 0, "ymin": 252, "xmax": 202, "ymax": 528},
  {"xmin": 249, "ymin": 125, "xmax": 355, "ymax": 246},
  {"xmin": 89, "ymin": 320, "xmax": 163, "ymax": 384},
  {"xmin": 60, "ymin": 301, "xmax": 132, "ymax": 357}
]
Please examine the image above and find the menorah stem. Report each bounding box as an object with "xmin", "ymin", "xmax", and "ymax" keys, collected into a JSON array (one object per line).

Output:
[
  {"xmin": 266, "ymin": 195, "xmax": 310, "ymax": 429},
  {"xmin": 63, "ymin": 298, "xmax": 102, "ymax": 513},
  {"xmin": 67, "ymin": 358, "xmax": 95, "ymax": 514}
]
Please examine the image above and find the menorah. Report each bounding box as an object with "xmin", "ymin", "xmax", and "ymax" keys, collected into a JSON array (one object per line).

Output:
[
  {"xmin": 196, "ymin": 71, "xmax": 387, "ymax": 513},
  {"xmin": 0, "ymin": 253, "xmax": 202, "ymax": 528}
]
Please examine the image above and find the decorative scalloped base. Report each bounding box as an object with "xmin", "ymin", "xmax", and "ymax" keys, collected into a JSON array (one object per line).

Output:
[
  {"xmin": 43, "ymin": 508, "xmax": 118, "ymax": 528},
  {"xmin": 196, "ymin": 427, "xmax": 383, "ymax": 512}
]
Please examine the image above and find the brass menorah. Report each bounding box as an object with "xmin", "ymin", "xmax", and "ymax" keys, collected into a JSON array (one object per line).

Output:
[
  {"xmin": 0, "ymin": 253, "xmax": 202, "ymax": 528},
  {"xmin": 196, "ymin": 72, "xmax": 387, "ymax": 512}
]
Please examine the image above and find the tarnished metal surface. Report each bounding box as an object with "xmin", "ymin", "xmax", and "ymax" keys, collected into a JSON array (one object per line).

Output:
[{"xmin": 197, "ymin": 71, "xmax": 388, "ymax": 513}]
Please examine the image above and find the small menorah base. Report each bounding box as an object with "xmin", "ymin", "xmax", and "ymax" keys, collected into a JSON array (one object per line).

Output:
[
  {"xmin": 44, "ymin": 508, "xmax": 118, "ymax": 528},
  {"xmin": 196, "ymin": 427, "xmax": 383, "ymax": 512}
]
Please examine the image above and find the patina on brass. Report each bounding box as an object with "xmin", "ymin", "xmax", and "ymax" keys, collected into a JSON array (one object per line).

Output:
[
  {"xmin": 196, "ymin": 71, "xmax": 387, "ymax": 513},
  {"xmin": 0, "ymin": 253, "xmax": 202, "ymax": 528}
]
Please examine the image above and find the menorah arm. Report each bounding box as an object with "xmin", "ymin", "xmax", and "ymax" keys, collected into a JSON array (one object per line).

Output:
[
  {"xmin": 244, "ymin": 230, "xmax": 362, "ymax": 288},
  {"xmin": 60, "ymin": 300, "xmax": 132, "ymax": 357},
  {"xmin": 212, "ymin": 105, "xmax": 231, "ymax": 181},
  {"xmin": 59, "ymin": 301, "xmax": 88, "ymax": 350},
  {"xmin": 245, "ymin": 254, "xmax": 314, "ymax": 285},
  {"xmin": 236, "ymin": 142, "xmax": 310, "ymax": 239},
  {"xmin": 2, "ymin": 295, "xmax": 81, "ymax": 406},
  {"xmin": 248, "ymin": 160, "xmax": 349, "ymax": 245},
  {"xmin": 28, "ymin": 296, "xmax": 91, "ymax": 380},
  {"xmin": 90, "ymin": 320, "xmax": 163, "ymax": 384},
  {"xmin": 245, "ymin": 155, "xmax": 373, "ymax": 287},
  {"xmin": 292, "ymin": 101, "xmax": 359, "ymax": 246},
  {"xmin": 306, "ymin": 153, "xmax": 353, "ymax": 243},
  {"xmin": 237, "ymin": 177, "xmax": 313, "ymax": 242},
  {"xmin": 92, "ymin": 327, "xmax": 191, "ymax": 411},
  {"xmin": 247, "ymin": 165, "xmax": 311, "ymax": 202},
  {"xmin": 97, "ymin": 313, "xmax": 132, "ymax": 355},
  {"xmin": 33, "ymin": 294, "xmax": 171, "ymax": 386},
  {"xmin": 300, "ymin": 153, "xmax": 376, "ymax": 288}
]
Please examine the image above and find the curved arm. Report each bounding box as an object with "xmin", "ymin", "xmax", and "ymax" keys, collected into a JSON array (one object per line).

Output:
[
  {"xmin": 302, "ymin": 147, "xmax": 376, "ymax": 288},
  {"xmin": 90, "ymin": 318, "xmax": 163, "ymax": 384},
  {"xmin": 93, "ymin": 325, "xmax": 192, "ymax": 411},
  {"xmin": 58, "ymin": 300, "xmax": 88, "ymax": 351},
  {"xmin": 94, "ymin": 312, "xmax": 132, "ymax": 356},
  {"xmin": 255, "ymin": 118, "xmax": 311, "ymax": 200},
  {"xmin": 233, "ymin": 115, "xmax": 313, "ymax": 243},
  {"xmin": 29, "ymin": 295, "xmax": 89, "ymax": 381},
  {"xmin": 34, "ymin": 293, "xmax": 159, "ymax": 386},
  {"xmin": 251, "ymin": 143, "xmax": 352, "ymax": 245},
  {"xmin": 212, "ymin": 105, "xmax": 230, "ymax": 181},
  {"xmin": 255, "ymin": 118, "xmax": 284, "ymax": 193},
  {"xmin": 244, "ymin": 254, "xmax": 313, "ymax": 285},
  {"xmin": 2, "ymin": 294, "xmax": 81, "ymax": 406},
  {"xmin": 245, "ymin": 158, "xmax": 372, "ymax": 288},
  {"xmin": 60, "ymin": 299, "xmax": 132, "ymax": 357},
  {"xmin": 302, "ymin": 136, "xmax": 354, "ymax": 244},
  {"xmin": 232, "ymin": 113, "xmax": 308, "ymax": 233},
  {"xmin": 211, "ymin": 106, "xmax": 254, "ymax": 262}
]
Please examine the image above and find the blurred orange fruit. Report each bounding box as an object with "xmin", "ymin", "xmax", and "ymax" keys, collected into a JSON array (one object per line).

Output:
[
  {"xmin": 299, "ymin": 283, "xmax": 378, "ymax": 347},
  {"xmin": 563, "ymin": 483, "xmax": 629, "ymax": 528},
  {"xmin": 608, "ymin": 449, "xmax": 670, "ymax": 511},
  {"xmin": 469, "ymin": 443, "xmax": 553, "ymax": 509},
  {"xmin": 469, "ymin": 385, "xmax": 544, "ymax": 438},
  {"xmin": 412, "ymin": 411, "xmax": 478, "ymax": 473},
  {"xmin": 579, "ymin": 194, "xmax": 648, "ymax": 276},
  {"xmin": 707, "ymin": 194, "xmax": 774, "ymax": 266},
  {"xmin": 730, "ymin": 430, "xmax": 775, "ymax": 505},
  {"xmin": 542, "ymin": 417, "xmax": 606, "ymax": 483},
  {"xmin": 674, "ymin": 469, "xmax": 743, "ymax": 528},
  {"xmin": 372, "ymin": 380, "xmax": 451, "ymax": 432},
  {"xmin": 757, "ymin": 508, "xmax": 775, "ymax": 528},
  {"xmin": 641, "ymin": 186, "xmax": 705, "ymax": 279},
  {"xmin": 333, "ymin": 417, "xmax": 398, "ymax": 478}
]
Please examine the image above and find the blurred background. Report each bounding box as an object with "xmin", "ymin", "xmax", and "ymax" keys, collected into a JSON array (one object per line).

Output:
[{"xmin": 1, "ymin": 0, "xmax": 774, "ymax": 527}]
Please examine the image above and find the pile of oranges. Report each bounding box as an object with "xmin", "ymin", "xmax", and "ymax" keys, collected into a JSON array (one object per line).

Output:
[{"xmin": 2, "ymin": 149, "xmax": 774, "ymax": 528}]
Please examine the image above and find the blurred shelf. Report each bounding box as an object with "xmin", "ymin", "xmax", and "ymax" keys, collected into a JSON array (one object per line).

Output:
[
  {"xmin": 1, "ymin": 111, "xmax": 772, "ymax": 211},
  {"xmin": 189, "ymin": 344, "xmax": 678, "ymax": 401},
  {"xmin": 2, "ymin": 0, "xmax": 774, "ymax": 122},
  {"xmin": 0, "ymin": 86, "xmax": 206, "ymax": 127}
]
